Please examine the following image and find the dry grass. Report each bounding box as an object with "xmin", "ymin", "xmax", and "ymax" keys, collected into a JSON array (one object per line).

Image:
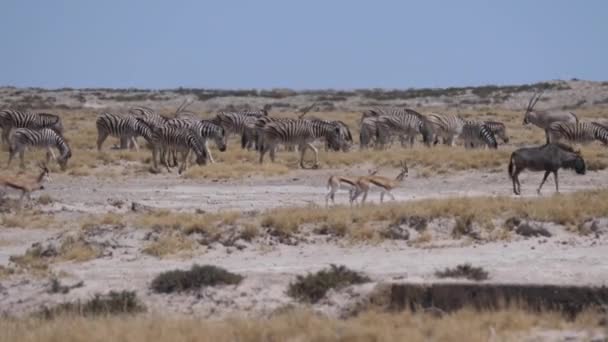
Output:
[
  {"xmin": 0, "ymin": 211, "xmax": 57, "ymax": 229},
  {"xmin": 58, "ymin": 235, "xmax": 100, "ymax": 262},
  {"xmin": 258, "ymin": 189, "xmax": 608, "ymax": 237},
  {"xmin": 0, "ymin": 308, "xmax": 602, "ymax": 342},
  {"xmin": 141, "ymin": 233, "xmax": 195, "ymax": 258}
]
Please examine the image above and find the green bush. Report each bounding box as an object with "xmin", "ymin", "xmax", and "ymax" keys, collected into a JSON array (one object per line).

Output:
[
  {"xmin": 151, "ymin": 264, "xmax": 243, "ymax": 293},
  {"xmin": 288, "ymin": 265, "xmax": 370, "ymax": 303}
]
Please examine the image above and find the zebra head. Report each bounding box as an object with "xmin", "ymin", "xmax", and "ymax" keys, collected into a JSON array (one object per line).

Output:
[
  {"xmin": 523, "ymin": 92, "xmax": 543, "ymax": 125},
  {"xmin": 58, "ymin": 148, "xmax": 72, "ymax": 171},
  {"xmin": 213, "ymin": 126, "xmax": 227, "ymax": 152}
]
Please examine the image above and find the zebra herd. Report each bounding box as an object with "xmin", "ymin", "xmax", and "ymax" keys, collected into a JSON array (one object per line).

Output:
[{"xmin": 0, "ymin": 92, "xmax": 607, "ymax": 174}]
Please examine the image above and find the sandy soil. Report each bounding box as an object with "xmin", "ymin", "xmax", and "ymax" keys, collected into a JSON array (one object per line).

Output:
[{"xmin": 1, "ymin": 168, "xmax": 607, "ymax": 319}]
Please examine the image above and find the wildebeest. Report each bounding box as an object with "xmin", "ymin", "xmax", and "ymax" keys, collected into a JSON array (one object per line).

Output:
[{"xmin": 508, "ymin": 143, "xmax": 586, "ymax": 195}]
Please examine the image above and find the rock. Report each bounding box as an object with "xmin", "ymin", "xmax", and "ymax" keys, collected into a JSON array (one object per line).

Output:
[
  {"xmin": 504, "ymin": 217, "xmax": 522, "ymax": 230},
  {"xmin": 381, "ymin": 224, "xmax": 410, "ymax": 240},
  {"xmin": 516, "ymin": 223, "xmax": 552, "ymax": 238},
  {"xmin": 131, "ymin": 202, "xmax": 154, "ymax": 213}
]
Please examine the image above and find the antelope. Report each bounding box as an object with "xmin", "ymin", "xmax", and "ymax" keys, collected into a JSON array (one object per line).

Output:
[
  {"xmin": 0, "ymin": 163, "xmax": 51, "ymax": 206},
  {"xmin": 325, "ymin": 168, "xmax": 378, "ymax": 207},
  {"xmin": 522, "ymin": 92, "xmax": 578, "ymax": 143},
  {"xmin": 351, "ymin": 161, "xmax": 409, "ymax": 204}
]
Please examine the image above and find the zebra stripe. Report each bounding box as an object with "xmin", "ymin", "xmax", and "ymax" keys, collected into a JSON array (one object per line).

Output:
[
  {"xmin": 96, "ymin": 112, "xmax": 152, "ymax": 150},
  {"xmin": 359, "ymin": 116, "xmax": 380, "ymax": 149},
  {"xmin": 426, "ymin": 113, "xmax": 465, "ymax": 146},
  {"xmin": 190, "ymin": 120, "xmax": 227, "ymax": 163},
  {"xmin": 140, "ymin": 120, "xmax": 208, "ymax": 174},
  {"xmin": 0, "ymin": 110, "xmax": 63, "ymax": 143},
  {"xmin": 8, "ymin": 128, "xmax": 72, "ymax": 170},
  {"xmin": 460, "ymin": 122, "xmax": 498, "ymax": 149},
  {"xmin": 258, "ymin": 119, "xmax": 344, "ymax": 168},
  {"xmin": 483, "ymin": 121, "xmax": 509, "ymax": 143},
  {"xmin": 548, "ymin": 121, "xmax": 608, "ymax": 145},
  {"xmin": 374, "ymin": 108, "xmax": 432, "ymax": 148}
]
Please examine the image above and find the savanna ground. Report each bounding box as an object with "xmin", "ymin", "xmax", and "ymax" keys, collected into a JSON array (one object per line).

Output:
[{"xmin": 1, "ymin": 82, "xmax": 608, "ymax": 340}]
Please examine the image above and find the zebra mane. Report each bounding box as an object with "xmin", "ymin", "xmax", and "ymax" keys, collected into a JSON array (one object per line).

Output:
[{"xmin": 37, "ymin": 113, "xmax": 60, "ymax": 123}]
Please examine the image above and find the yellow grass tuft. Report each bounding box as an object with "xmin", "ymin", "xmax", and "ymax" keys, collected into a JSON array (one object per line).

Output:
[{"xmin": 0, "ymin": 308, "xmax": 601, "ymax": 342}]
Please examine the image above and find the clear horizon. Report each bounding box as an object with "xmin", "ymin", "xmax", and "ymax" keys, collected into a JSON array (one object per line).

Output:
[{"xmin": 1, "ymin": 1, "xmax": 606, "ymax": 89}]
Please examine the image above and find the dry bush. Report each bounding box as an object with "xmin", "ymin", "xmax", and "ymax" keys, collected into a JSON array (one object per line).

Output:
[
  {"xmin": 142, "ymin": 233, "xmax": 194, "ymax": 258},
  {"xmin": 150, "ymin": 264, "xmax": 243, "ymax": 293},
  {"xmin": 287, "ymin": 264, "xmax": 370, "ymax": 303},
  {"xmin": 134, "ymin": 211, "xmax": 223, "ymax": 235},
  {"xmin": 1, "ymin": 211, "xmax": 57, "ymax": 229},
  {"xmin": 81, "ymin": 213, "xmax": 124, "ymax": 229},
  {"xmin": 36, "ymin": 291, "xmax": 145, "ymax": 319},
  {"xmin": 36, "ymin": 194, "xmax": 54, "ymax": 205},
  {"xmin": 435, "ymin": 264, "xmax": 489, "ymax": 281},
  {"xmin": 58, "ymin": 235, "xmax": 100, "ymax": 262}
]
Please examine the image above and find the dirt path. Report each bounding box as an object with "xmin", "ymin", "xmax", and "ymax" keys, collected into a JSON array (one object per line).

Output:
[{"xmin": 42, "ymin": 168, "xmax": 608, "ymax": 213}]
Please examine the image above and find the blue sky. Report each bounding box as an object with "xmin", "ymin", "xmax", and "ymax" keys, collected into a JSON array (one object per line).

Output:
[{"xmin": 0, "ymin": 0, "xmax": 606, "ymax": 89}]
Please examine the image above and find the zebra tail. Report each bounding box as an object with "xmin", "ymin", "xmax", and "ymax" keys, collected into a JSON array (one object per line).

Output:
[{"xmin": 570, "ymin": 112, "xmax": 579, "ymax": 123}]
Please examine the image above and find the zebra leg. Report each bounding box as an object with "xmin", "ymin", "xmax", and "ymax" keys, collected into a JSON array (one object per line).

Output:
[
  {"xmin": 308, "ymin": 143, "xmax": 319, "ymax": 169},
  {"xmin": 97, "ymin": 132, "xmax": 109, "ymax": 151},
  {"xmin": 298, "ymin": 144, "xmax": 308, "ymax": 168},
  {"xmin": 537, "ymin": 171, "xmax": 551, "ymax": 195},
  {"xmin": 553, "ymin": 171, "xmax": 559, "ymax": 193},
  {"xmin": 205, "ymin": 142, "xmax": 214, "ymax": 163},
  {"xmin": 178, "ymin": 151, "xmax": 188, "ymax": 175},
  {"xmin": 130, "ymin": 137, "xmax": 139, "ymax": 151},
  {"xmin": 152, "ymin": 146, "xmax": 160, "ymax": 172}
]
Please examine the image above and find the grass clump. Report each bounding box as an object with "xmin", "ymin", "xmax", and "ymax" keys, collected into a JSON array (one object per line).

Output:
[
  {"xmin": 37, "ymin": 291, "xmax": 145, "ymax": 319},
  {"xmin": 288, "ymin": 264, "xmax": 371, "ymax": 303},
  {"xmin": 435, "ymin": 263, "xmax": 489, "ymax": 281},
  {"xmin": 142, "ymin": 234, "xmax": 194, "ymax": 257},
  {"xmin": 150, "ymin": 264, "xmax": 243, "ymax": 293}
]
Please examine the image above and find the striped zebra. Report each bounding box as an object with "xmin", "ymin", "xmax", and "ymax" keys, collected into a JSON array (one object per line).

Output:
[
  {"xmin": 213, "ymin": 110, "xmax": 268, "ymax": 149},
  {"xmin": 483, "ymin": 121, "xmax": 509, "ymax": 144},
  {"xmin": 547, "ymin": 121, "xmax": 608, "ymax": 145},
  {"xmin": 189, "ymin": 120, "xmax": 227, "ymax": 163},
  {"xmin": 7, "ymin": 128, "xmax": 72, "ymax": 170},
  {"xmin": 250, "ymin": 116, "xmax": 289, "ymax": 151},
  {"xmin": 459, "ymin": 122, "xmax": 498, "ymax": 149},
  {"xmin": 0, "ymin": 110, "xmax": 63, "ymax": 144},
  {"xmin": 327, "ymin": 120, "xmax": 353, "ymax": 152},
  {"xmin": 137, "ymin": 119, "xmax": 208, "ymax": 174},
  {"xmin": 96, "ymin": 112, "xmax": 152, "ymax": 151},
  {"xmin": 129, "ymin": 106, "xmax": 170, "ymax": 129},
  {"xmin": 426, "ymin": 112, "xmax": 465, "ymax": 146},
  {"xmin": 359, "ymin": 116, "xmax": 380, "ymax": 149},
  {"xmin": 375, "ymin": 108, "xmax": 433, "ymax": 148},
  {"xmin": 258, "ymin": 119, "xmax": 344, "ymax": 168}
]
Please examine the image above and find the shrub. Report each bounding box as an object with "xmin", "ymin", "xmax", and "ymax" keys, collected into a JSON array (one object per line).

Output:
[
  {"xmin": 37, "ymin": 291, "xmax": 145, "ymax": 319},
  {"xmin": 151, "ymin": 264, "xmax": 243, "ymax": 293},
  {"xmin": 287, "ymin": 265, "xmax": 370, "ymax": 303},
  {"xmin": 435, "ymin": 264, "xmax": 489, "ymax": 281}
]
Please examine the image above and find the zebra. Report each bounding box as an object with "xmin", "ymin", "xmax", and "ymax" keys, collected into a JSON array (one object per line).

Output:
[
  {"xmin": 251, "ymin": 116, "xmax": 296, "ymax": 152},
  {"xmin": 138, "ymin": 119, "xmax": 208, "ymax": 174},
  {"xmin": 7, "ymin": 128, "xmax": 72, "ymax": 170},
  {"xmin": 213, "ymin": 111, "xmax": 267, "ymax": 149},
  {"xmin": 459, "ymin": 122, "xmax": 498, "ymax": 149},
  {"xmin": 359, "ymin": 115, "xmax": 380, "ymax": 149},
  {"xmin": 483, "ymin": 121, "xmax": 509, "ymax": 144},
  {"xmin": 426, "ymin": 112, "xmax": 465, "ymax": 146},
  {"xmin": 547, "ymin": 121, "xmax": 608, "ymax": 145},
  {"xmin": 258, "ymin": 119, "xmax": 344, "ymax": 168},
  {"xmin": 96, "ymin": 112, "xmax": 152, "ymax": 151},
  {"xmin": 189, "ymin": 120, "xmax": 227, "ymax": 163},
  {"xmin": 0, "ymin": 110, "xmax": 63, "ymax": 144},
  {"xmin": 374, "ymin": 108, "xmax": 433, "ymax": 148},
  {"xmin": 327, "ymin": 120, "xmax": 352, "ymax": 152}
]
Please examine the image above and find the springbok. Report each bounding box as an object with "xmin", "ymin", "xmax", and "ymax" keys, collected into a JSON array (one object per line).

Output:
[
  {"xmin": 325, "ymin": 168, "xmax": 378, "ymax": 207},
  {"xmin": 0, "ymin": 163, "xmax": 51, "ymax": 206},
  {"xmin": 351, "ymin": 161, "xmax": 409, "ymax": 204}
]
